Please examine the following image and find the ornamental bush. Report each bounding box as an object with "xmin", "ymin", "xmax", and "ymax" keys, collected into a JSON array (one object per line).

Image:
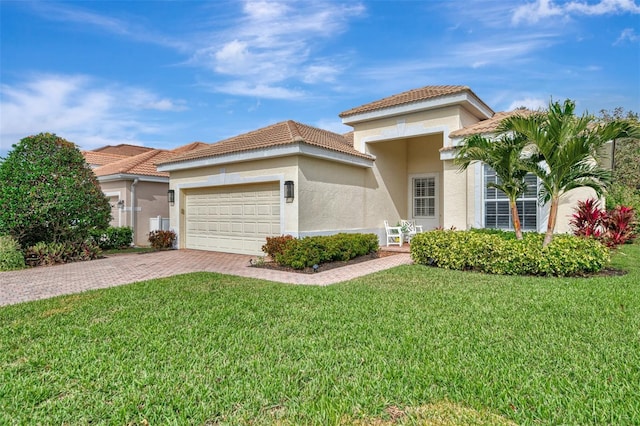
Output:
[
  {"xmin": 0, "ymin": 133, "xmax": 111, "ymax": 248},
  {"xmin": 410, "ymin": 230, "xmax": 610, "ymax": 277},
  {"xmin": 89, "ymin": 226, "xmax": 133, "ymax": 250},
  {"xmin": 24, "ymin": 240, "xmax": 102, "ymax": 267},
  {"xmin": 148, "ymin": 230, "xmax": 176, "ymax": 250},
  {"xmin": 0, "ymin": 235, "xmax": 26, "ymax": 271},
  {"xmin": 271, "ymin": 233, "xmax": 379, "ymax": 270}
]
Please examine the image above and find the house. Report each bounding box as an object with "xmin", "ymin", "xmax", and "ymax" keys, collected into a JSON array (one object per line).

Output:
[
  {"xmin": 156, "ymin": 85, "xmax": 602, "ymax": 255},
  {"xmin": 83, "ymin": 142, "xmax": 208, "ymax": 246}
]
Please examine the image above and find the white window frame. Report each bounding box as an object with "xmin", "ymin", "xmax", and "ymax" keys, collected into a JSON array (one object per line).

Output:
[
  {"xmin": 408, "ymin": 174, "xmax": 438, "ymax": 219},
  {"xmin": 482, "ymin": 164, "xmax": 540, "ymax": 231}
]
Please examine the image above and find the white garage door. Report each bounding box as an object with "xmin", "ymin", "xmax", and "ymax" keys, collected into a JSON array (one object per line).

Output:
[{"xmin": 185, "ymin": 183, "xmax": 281, "ymax": 255}]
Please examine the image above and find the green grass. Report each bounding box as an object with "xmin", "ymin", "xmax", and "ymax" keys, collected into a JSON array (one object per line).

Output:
[{"xmin": 2, "ymin": 245, "xmax": 640, "ymax": 425}]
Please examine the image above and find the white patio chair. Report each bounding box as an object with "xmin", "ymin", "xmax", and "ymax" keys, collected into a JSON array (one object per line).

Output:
[
  {"xmin": 400, "ymin": 220, "xmax": 423, "ymax": 243},
  {"xmin": 384, "ymin": 220, "xmax": 403, "ymax": 247}
]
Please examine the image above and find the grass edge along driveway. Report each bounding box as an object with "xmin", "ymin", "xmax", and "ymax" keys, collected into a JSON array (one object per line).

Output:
[{"xmin": 1, "ymin": 244, "xmax": 639, "ymax": 425}]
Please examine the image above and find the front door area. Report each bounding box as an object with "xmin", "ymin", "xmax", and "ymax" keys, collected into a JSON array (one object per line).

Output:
[{"xmin": 409, "ymin": 174, "xmax": 439, "ymax": 230}]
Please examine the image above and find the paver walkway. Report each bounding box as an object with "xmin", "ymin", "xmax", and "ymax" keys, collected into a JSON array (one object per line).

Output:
[{"xmin": 0, "ymin": 249, "xmax": 412, "ymax": 307}]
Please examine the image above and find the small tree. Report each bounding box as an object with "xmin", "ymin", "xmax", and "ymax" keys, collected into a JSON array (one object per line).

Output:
[
  {"xmin": 500, "ymin": 100, "xmax": 640, "ymax": 247},
  {"xmin": 0, "ymin": 133, "xmax": 111, "ymax": 248},
  {"xmin": 455, "ymin": 133, "xmax": 530, "ymax": 239}
]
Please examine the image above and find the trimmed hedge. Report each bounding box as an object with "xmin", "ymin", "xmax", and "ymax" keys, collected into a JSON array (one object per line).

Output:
[
  {"xmin": 410, "ymin": 230, "xmax": 610, "ymax": 277},
  {"xmin": 89, "ymin": 226, "xmax": 133, "ymax": 250},
  {"xmin": 268, "ymin": 233, "xmax": 379, "ymax": 270},
  {"xmin": 0, "ymin": 235, "xmax": 26, "ymax": 271}
]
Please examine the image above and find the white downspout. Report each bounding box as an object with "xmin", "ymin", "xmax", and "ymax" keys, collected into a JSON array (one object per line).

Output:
[{"xmin": 130, "ymin": 178, "xmax": 139, "ymax": 246}]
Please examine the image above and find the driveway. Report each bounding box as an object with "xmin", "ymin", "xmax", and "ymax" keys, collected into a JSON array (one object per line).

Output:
[{"xmin": 0, "ymin": 249, "xmax": 412, "ymax": 307}]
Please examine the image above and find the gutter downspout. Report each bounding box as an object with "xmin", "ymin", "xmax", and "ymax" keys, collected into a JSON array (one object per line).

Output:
[{"xmin": 130, "ymin": 178, "xmax": 139, "ymax": 246}]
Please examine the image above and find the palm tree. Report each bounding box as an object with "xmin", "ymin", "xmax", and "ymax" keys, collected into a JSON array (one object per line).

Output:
[
  {"xmin": 455, "ymin": 132, "xmax": 530, "ymax": 239},
  {"xmin": 500, "ymin": 99, "xmax": 640, "ymax": 247}
]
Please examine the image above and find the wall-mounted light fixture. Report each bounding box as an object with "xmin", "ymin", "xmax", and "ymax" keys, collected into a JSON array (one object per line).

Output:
[
  {"xmin": 284, "ymin": 180, "xmax": 294, "ymax": 203},
  {"xmin": 167, "ymin": 189, "xmax": 175, "ymax": 204},
  {"xmin": 117, "ymin": 199, "xmax": 125, "ymax": 209}
]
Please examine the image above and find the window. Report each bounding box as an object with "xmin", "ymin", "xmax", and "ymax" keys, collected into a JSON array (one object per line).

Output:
[
  {"xmin": 484, "ymin": 165, "xmax": 538, "ymax": 231},
  {"xmin": 413, "ymin": 176, "xmax": 436, "ymax": 217}
]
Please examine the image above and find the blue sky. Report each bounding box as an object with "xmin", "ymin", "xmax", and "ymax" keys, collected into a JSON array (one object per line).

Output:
[{"xmin": 1, "ymin": 0, "xmax": 639, "ymax": 157}]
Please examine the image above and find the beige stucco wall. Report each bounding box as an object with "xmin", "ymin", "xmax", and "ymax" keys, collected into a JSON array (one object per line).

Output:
[
  {"xmin": 350, "ymin": 105, "xmax": 477, "ymax": 153},
  {"xmin": 167, "ymin": 157, "xmax": 299, "ymax": 248},
  {"xmin": 134, "ymin": 181, "xmax": 170, "ymax": 246},
  {"xmin": 97, "ymin": 179, "xmax": 169, "ymax": 246},
  {"xmin": 98, "ymin": 181, "xmax": 129, "ymax": 228},
  {"xmin": 297, "ymin": 156, "xmax": 369, "ymax": 233}
]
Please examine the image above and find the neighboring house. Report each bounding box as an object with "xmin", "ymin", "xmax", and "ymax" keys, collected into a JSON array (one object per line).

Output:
[
  {"xmin": 83, "ymin": 142, "xmax": 208, "ymax": 246},
  {"xmin": 157, "ymin": 85, "xmax": 605, "ymax": 255}
]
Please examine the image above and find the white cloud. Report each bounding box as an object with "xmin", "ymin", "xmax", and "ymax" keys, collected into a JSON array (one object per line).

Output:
[
  {"xmin": 614, "ymin": 28, "xmax": 640, "ymax": 44},
  {"xmin": 213, "ymin": 81, "xmax": 306, "ymax": 99},
  {"xmin": 0, "ymin": 74, "xmax": 185, "ymax": 152},
  {"xmin": 513, "ymin": 0, "xmax": 640, "ymax": 24},
  {"xmin": 190, "ymin": 0, "xmax": 365, "ymax": 97},
  {"xmin": 507, "ymin": 97, "xmax": 548, "ymax": 111}
]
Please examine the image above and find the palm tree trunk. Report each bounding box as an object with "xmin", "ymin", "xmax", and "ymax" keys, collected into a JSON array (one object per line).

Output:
[
  {"xmin": 510, "ymin": 200, "xmax": 523, "ymax": 240},
  {"xmin": 543, "ymin": 196, "xmax": 559, "ymax": 247}
]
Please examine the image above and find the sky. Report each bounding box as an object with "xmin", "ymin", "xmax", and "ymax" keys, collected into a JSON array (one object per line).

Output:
[{"xmin": 1, "ymin": 0, "xmax": 639, "ymax": 157}]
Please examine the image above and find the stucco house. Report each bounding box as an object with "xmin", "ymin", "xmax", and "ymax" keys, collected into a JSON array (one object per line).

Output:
[
  {"xmin": 83, "ymin": 142, "xmax": 207, "ymax": 246},
  {"xmin": 157, "ymin": 85, "xmax": 603, "ymax": 255}
]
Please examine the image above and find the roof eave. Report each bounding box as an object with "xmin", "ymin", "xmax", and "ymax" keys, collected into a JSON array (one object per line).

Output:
[
  {"xmin": 157, "ymin": 142, "xmax": 375, "ymax": 172},
  {"xmin": 96, "ymin": 174, "xmax": 169, "ymax": 183},
  {"xmin": 341, "ymin": 91, "xmax": 494, "ymax": 126}
]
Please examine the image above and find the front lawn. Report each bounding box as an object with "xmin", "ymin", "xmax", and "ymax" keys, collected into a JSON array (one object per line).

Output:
[{"xmin": 1, "ymin": 245, "xmax": 639, "ymax": 425}]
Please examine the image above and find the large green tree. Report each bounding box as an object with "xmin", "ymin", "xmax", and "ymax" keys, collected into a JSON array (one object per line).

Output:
[
  {"xmin": 500, "ymin": 100, "xmax": 639, "ymax": 247},
  {"xmin": 455, "ymin": 132, "xmax": 530, "ymax": 239},
  {"xmin": 0, "ymin": 133, "xmax": 111, "ymax": 248},
  {"xmin": 599, "ymin": 108, "xmax": 640, "ymax": 190}
]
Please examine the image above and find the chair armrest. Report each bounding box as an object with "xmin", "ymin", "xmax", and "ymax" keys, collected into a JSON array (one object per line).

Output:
[{"xmin": 387, "ymin": 226, "xmax": 403, "ymax": 234}]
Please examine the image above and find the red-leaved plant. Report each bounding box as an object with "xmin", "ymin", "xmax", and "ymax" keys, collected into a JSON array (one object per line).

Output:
[
  {"xmin": 570, "ymin": 198, "xmax": 605, "ymax": 238},
  {"xmin": 571, "ymin": 199, "xmax": 637, "ymax": 247},
  {"xmin": 602, "ymin": 205, "xmax": 637, "ymax": 247}
]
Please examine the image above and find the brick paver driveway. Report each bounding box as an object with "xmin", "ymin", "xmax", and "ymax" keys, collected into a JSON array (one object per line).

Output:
[{"xmin": 0, "ymin": 249, "xmax": 412, "ymax": 307}]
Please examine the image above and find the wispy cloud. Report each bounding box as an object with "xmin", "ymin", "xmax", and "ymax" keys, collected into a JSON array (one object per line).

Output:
[
  {"xmin": 190, "ymin": 0, "xmax": 365, "ymax": 99},
  {"xmin": 0, "ymin": 74, "xmax": 186, "ymax": 151},
  {"xmin": 513, "ymin": 0, "xmax": 640, "ymax": 25},
  {"xmin": 26, "ymin": 1, "xmax": 188, "ymax": 50},
  {"xmin": 614, "ymin": 27, "xmax": 640, "ymax": 44}
]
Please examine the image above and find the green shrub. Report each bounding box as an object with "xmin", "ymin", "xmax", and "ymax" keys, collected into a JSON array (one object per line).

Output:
[
  {"xmin": 148, "ymin": 230, "xmax": 176, "ymax": 250},
  {"xmin": 261, "ymin": 235, "xmax": 295, "ymax": 258},
  {"xmin": 274, "ymin": 233, "xmax": 379, "ymax": 270},
  {"xmin": 89, "ymin": 226, "xmax": 133, "ymax": 250},
  {"xmin": 0, "ymin": 235, "xmax": 26, "ymax": 271},
  {"xmin": 411, "ymin": 230, "xmax": 610, "ymax": 277},
  {"xmin": 24, "ymin": 240, "xmax": 102, "ymax": 267}
]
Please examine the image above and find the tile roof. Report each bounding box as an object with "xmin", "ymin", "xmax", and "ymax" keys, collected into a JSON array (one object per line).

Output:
[
  {"xmin": 82, "ymin": 151, "xmax": 128, "ymax": 167},
  {"xmin": 449, "ymin": 109, "xmax": 533, "ymax": 138},
  {"xmin": 93, "ymin": 144, "xmax": 155, "ymax": 157},
  {"xmin": 93, "ymin": 142, "xmax": 211, "ymax": 178},
  {"xmin": 339, "ymin": 85, "xmax": 492, "ymax": 118},
  {"xmin": 159, "ymin": 120, "xmax": 373, "ymax": 166}
]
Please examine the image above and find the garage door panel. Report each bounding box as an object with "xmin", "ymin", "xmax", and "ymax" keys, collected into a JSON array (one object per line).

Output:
[{"xmin": 185, "ymin": 183, "xmax": 281, "ymax": 255}]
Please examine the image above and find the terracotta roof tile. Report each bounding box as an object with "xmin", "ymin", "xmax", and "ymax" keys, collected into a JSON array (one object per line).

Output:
[
  {"xmin": 93, "ymin": 141, "xmax": 211, "ymax": 178},
  {"xmin": 92, "ymin": 144, "xmax": 155, "ymax": 157},
  {"xmin": 94, "ymin": 149, "xmax": 172, "ymax": 177},
  {"xmin": 82, "ymin": 151, "xmax": 128, "ymax": 167},
  {"xmin": 449, "ymin": 109, "xmax": 533, "ymax": 138},
  {"xmin": 339, "ymin": 85, "xmax": 490, "ymax": 118},
  {"xmin": 159, "ymin": 121, "xmax": 373, "ymax": 166}
]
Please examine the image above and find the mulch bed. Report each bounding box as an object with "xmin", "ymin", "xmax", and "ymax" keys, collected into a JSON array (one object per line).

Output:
[{"xmin": 250, "ymin": 250, "xmax": 400, "ymax": 274}]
